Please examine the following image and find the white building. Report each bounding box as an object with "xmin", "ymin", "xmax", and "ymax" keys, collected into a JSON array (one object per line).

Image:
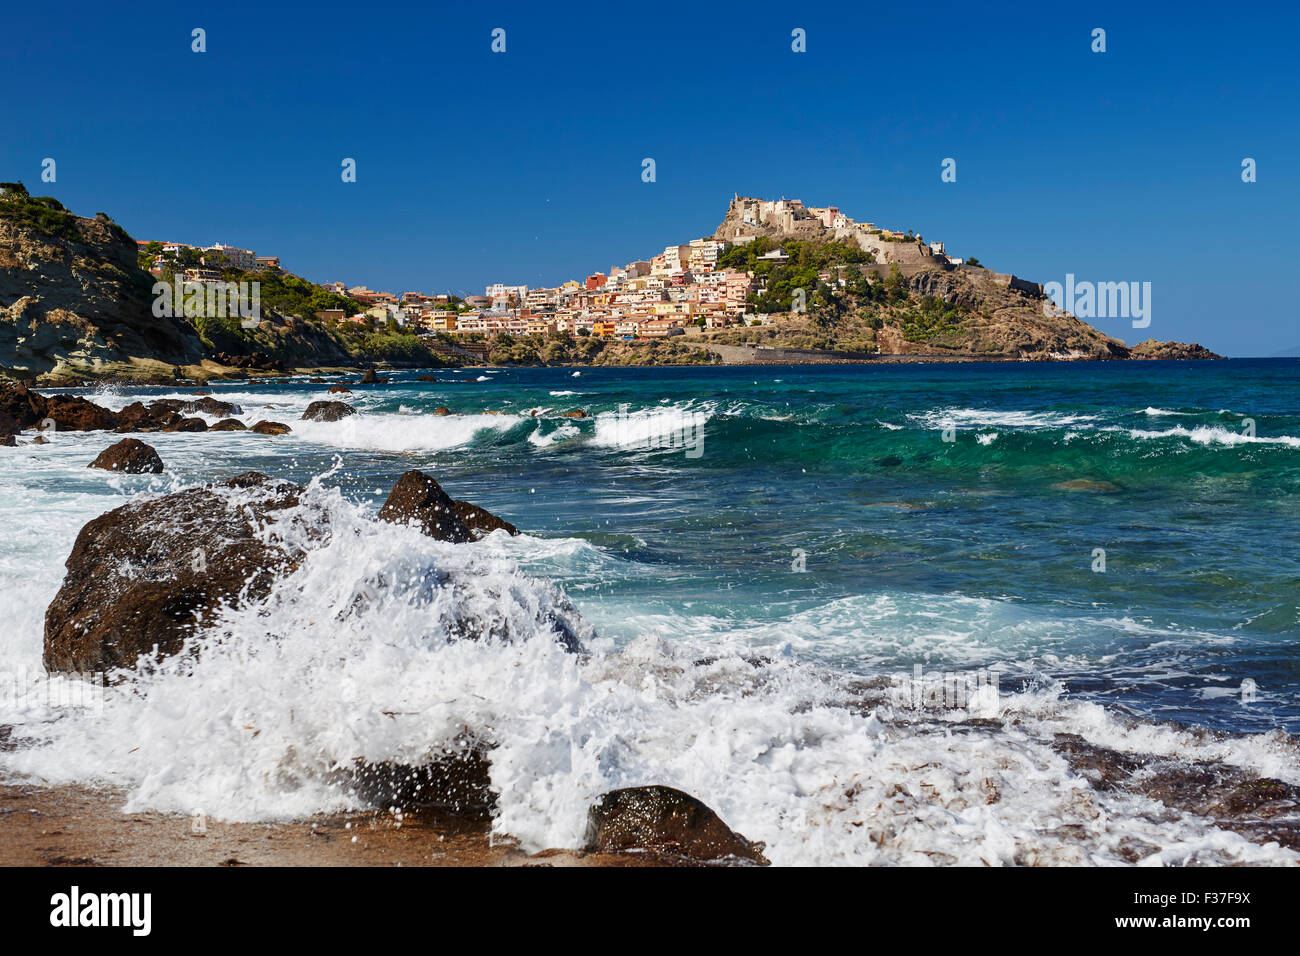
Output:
[{"xmin": 204, "ymin": 244, "xmax": 257, "ymax": 270}]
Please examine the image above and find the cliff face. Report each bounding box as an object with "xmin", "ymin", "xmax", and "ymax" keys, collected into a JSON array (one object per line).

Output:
[
  {"xmin": 0, "ymin": 192, "xmax": 204, "ymax": 377},
  {"xmin": 877, "ymin": 265, "xmax": 1130, "ymax": 359}
]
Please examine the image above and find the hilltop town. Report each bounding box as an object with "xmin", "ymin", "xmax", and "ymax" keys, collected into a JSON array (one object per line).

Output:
[
  {"xmin": 2, "ymin": 186, "xmax": 1217, "ymax": 381},
  {"xmin": 144, "ymin": 197, "xmax": 976, "ymax": 345}
]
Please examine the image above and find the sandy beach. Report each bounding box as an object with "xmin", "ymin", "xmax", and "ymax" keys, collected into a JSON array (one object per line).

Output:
[{"xmin": 0, "ymin": 782, "xmax": 692, "ymax": 867}]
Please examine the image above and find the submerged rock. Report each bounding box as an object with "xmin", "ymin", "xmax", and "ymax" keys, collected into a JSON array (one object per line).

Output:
[
  {"xmin": 301, "ymin": 400, "xmax": 356, "ymax": 422},
  {"xmin": 1053, "ymin": 734, "xmax": 1300, "ymax": 851},
  {"xmin": 327, "ymin": 386, "xmax": 352, "ymax": 394},
  {"xmin": 562, "ymin": 409, "xmax": 588, "ymax": 419},
  {"xmin": 88, "ymin": 438, "xmax": 163, "ymax": 474},
  {"xmin": 1052, "ymin": 478, "xmax": 1121, "ymax": 493},
  {"xmin": 584, "ymin": 786, "xmax": 768, "ymax": 864}
]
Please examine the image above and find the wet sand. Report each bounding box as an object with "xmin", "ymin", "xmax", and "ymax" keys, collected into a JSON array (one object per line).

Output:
[{"xmin": 0, "ymin": 783, "xmax": 685, "ymax": 867}]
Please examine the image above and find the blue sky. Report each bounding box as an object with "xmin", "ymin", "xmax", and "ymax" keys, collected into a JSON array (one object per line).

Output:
[{"xmin": 3, "ymin": 0, "xmax": 1297, "ymax": 355}]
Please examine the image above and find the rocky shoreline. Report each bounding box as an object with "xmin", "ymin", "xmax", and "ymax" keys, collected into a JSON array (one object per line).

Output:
[
  {"xmin": 3, "ymin": 339, "xmax": 1228, "ymax": 390},
  {"xmin": 1, "ymin": 383, "xmax": 770, "ymax": 865}
]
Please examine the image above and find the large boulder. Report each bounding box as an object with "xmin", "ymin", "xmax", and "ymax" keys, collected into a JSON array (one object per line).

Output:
[
  {"xmin": 44, "ymin": 473, "xmax": 308, "ymax": 674},
  {"xmin": 162, "ymin": 416, "xmax": 208, "ymax": 433},
  {"xmin": 88, "ymin": 438, "xmax": 163, "ymax": 474},
  {"xmin": 378, "ymin": 470, "xmax": 522, "ymax": 542},
  {"xmin": 301, "ymin": 400, "xmax": 356, "ymax": 422},
  {"xmin": 378, "ymin": 470, "xmax": 473, "ymax": 543},
  {"xmin": 1, "ymin": 384, "xmax": 119, "ymax": 432},
  {"xmin": 209, "ymin": 418, "xmax": 247, "ymax": 431},
  {"xmin": 0, "ymin": 382, "xmax": 45, "ymax": 434},
  {"xmin": 45, "ymin": 470, "xmax": 583, "ymax": 676},
  {"xmin": 584, "ymin": 786, "xmax": 768, "ymax": 865},
  {"xmin": 42, "ymin": 394, "xmax": 118, "ymax": 431}
]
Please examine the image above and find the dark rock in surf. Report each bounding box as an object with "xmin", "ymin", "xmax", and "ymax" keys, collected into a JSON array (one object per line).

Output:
[
  {"xmin": 377, "ymin": 470, "xmax": 473, "ymax": 543},
  {"xmin": 163, "ymin": 416, "xmax": 208, "ymax": 433},
  {"xmin": 43, "ymin": 472, "xmax": 307, "ymax": 674},
  {"xmin": 250, "ymin": 420, "xmax": 291, "ymax": 435},
  {"xmin": 0, "ymin": 383, "xmax": 47, "ymax": 434},
  {"xmin": 342, "ymin": 740, "xmax": 494, "ymax": 816},
  {"xmin": 584, "ymin": 786, "xmax": 768, "ymax": 865},
  {"xmin": 453, "ymin": 500, "xmax": 519, "ymax": 539},
  {"xmin": 378, "ymin": 470, "xmax": 523, "ymax": 543},
  {"xmin": 33, "ymin": 393, "xmax": 118, "ymax": 431},
  {"xmin": 113, "ymin": 397, "xmax": 240, "ymax": 432},
  {"xmin": 88, "ymin": 438, "xmax": 163, "ymax": 474},
  {"xmin": 301, "ymin": 400, "xmax": 356, "ymax": 422},
  {"xmin": 209, "ymin": 419, "xmax": 247, "ymax": 431},
  {"xmin": 183, "ymin": 396, "xmax": 241, "ymax": 418}
]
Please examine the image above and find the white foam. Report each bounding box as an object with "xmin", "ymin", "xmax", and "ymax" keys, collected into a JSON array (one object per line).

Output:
[
  {"xmin": 292, "ymin": 412, "xmax": 516, "ymax": 452},
  {"xmin": 1125, "ymin": 425, "xmax": 1300, "ymax": 448},
  {"xmin": 527, "ymin": 423, "xmax": 580, "ymax": 447},
  {"xmin": 590, "ymin": 403, "xmax": 712, "ymax": 451},
  {"xmin": 912, "ymin": 408, "xmax": 1100, "ymax": 430}
]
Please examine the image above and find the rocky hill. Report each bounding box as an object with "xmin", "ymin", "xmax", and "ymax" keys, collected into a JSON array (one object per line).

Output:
[
  {"xmin": 0, "ymin": 185, "xmax": 456, "ymax": 381},
  {"xmin": 711, "ymin": 197, "xmax": 1219, "ymax": 360},
  {"xmin": 0, "ymin": 184, "xmax": 205, "ymax": 378}
]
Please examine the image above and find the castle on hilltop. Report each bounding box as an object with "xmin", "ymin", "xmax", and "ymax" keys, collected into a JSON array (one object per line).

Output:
[{"xmin": 714, "ymin": 195, "xmax": 956, "ymax": 268}]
